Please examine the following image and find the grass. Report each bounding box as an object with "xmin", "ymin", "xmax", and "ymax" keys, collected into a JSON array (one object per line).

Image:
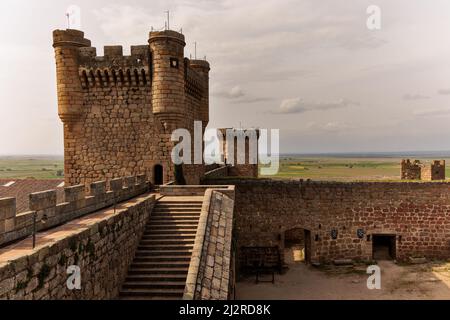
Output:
[
  {"xmin": 260, "ymin": 156, "xmax": 450, "ymax": 182},
  {"xmin": 0, "ymin": 155, "xmax": 63, "ymax": 179},
  {"xmin": 0, "ymin": 154, "xmax": 448, "ymax": 182}
]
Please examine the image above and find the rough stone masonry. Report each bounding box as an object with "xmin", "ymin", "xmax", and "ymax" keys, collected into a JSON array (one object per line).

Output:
[{"xmin": 53, "ymin": 29, "xmax": 210, "ymax": 187}]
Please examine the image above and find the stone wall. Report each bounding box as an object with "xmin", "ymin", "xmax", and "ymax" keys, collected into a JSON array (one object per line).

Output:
[
  {"xmin": 203, "ymin": 166, "xmax": 229, "ymax": 179},
  {"xmin": 422, "ymin": 160, "xmax": 446, "ymax": 181},
  {"xmin": 207, "ymin": 179, "xmax": 450, "ymax": 264},
  {"xmin": 0, "ymin": 175, "xmax": 148, "ymax": 247},
  {"xmin": 401, "ymin": 159, "xmax": 422, "ymax": 180},
  {"xmin": 0, "ymin": 193, "xmax": 155, "ymax": 299},
  {"xmin": 401, "ymin": 159, "xmax": 445, "ymax": 181},
  {"xmin": 183, "ymin": 186, "xmax": 235, "ymax": 300},
  {"xmin": 218, "ymin": 129, "xmax": 259, "ymax": 178}
]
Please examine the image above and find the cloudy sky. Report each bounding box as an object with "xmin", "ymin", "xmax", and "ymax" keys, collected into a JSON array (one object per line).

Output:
[{"xmin": 1, "ymin": 0, "xmax": 450, "ymax": 154}]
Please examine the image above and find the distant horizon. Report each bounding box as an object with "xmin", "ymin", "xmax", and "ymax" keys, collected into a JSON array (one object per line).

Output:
[{"xmin": 3, "ymin": 149, "xmax": 450, "ymax": 158}]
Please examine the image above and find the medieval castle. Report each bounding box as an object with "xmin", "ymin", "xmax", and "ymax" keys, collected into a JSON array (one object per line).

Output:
[{"xmin": 1, "ymin": 27, "xmax": 450, "ymax": 300}]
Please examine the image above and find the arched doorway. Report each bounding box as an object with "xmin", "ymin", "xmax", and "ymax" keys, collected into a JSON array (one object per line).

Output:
[
  {"xmin": 284, "ymin": 228, "xmax": 311, "ymax": 264},
  {"xmin": 153, "ymin": 164, "xmax": 163, "ymax": 185}
]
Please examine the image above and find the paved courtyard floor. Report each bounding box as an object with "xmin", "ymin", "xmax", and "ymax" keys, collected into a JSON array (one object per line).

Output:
[{"xmin": 236, "ymin": 259, "xmax": 450, "ymax": 300}]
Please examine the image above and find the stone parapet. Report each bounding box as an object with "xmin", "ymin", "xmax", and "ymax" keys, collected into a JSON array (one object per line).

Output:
[
  {"xmin": 0, "ymin": 174, "xmax": 149, "ymax": 248},
  {"xmin": 0, "ymin": 193, "xmax": 155, "ymax": 299}
]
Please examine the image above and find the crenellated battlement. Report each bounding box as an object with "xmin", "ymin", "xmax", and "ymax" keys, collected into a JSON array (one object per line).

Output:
[
  {"xmin": 78, "ymin": 45, "xmax": 151, "ymax": 88},
  {"xmin": 0, "ymin": 174, "xmax": 149, "ymax": 247},
  {"xmin": 53, "ymin": 28, "xmax": 211, "ymax": 186}
]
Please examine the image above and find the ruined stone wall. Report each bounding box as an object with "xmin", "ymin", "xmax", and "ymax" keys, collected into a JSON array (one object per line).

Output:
[
  {"xmin": 207, "ymin": 179, "xmax": 450, "ymax": 264},
  {"xmin": 401, "ymin": 159, "xmax": 446, "ymax": 181},
  {"xmin": 422, "ymin": 160, "xmax": 446, "ymax": 181},
  {"xmin": 0, "ymin": 193, "xmax": 155, "ymax": 300},
  {"xmin": 218, "ymin": 129, "xmax": 259, "ymax": 178},
  {"xmin": 401, "ymin": 159, "xmax": 422, "ymax": 180},
  {"xmin": 53, "ymin": 29, "xmax": 209, "ymax": 186}
]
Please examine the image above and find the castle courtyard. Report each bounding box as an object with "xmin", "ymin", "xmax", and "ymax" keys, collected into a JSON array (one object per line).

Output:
[{"xmin": 237, "ymin": 260, "xmax": 450, "ymax": 300}]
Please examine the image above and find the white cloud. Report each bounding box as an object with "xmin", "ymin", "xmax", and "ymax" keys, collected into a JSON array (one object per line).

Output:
[
  {"xmin": 403, "ymin": 93, "xmax": 430, "ymax": 101},
  {"xmin": 214, "ymin": 85, "xmax": 245, "ymax": 99},
  {"xmin": 413, "ymin": 107, "xmax": 450, "ymax": 117},
  {"xmin": 305, "ymin": 121, "xmax": 354, "ymax": 132},
  {"xmin": 273, "ymin": 98, "xmax": 359, "ymax": 114},
  {"xmin": 438, "ymin": 89, "xmax": 450, "ymax": 95}
]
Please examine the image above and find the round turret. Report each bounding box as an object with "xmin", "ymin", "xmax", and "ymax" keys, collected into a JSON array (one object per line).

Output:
[
  {"xmin": 53, "ymin": 29, "xmax": 91, "ymax": 124},
  {"xmin": 149, "ymin": 30, "xmax": 186, "ymax": 131}
]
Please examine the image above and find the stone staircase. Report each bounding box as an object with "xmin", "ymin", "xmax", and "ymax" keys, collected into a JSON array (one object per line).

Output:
[{"xmin": 119, "ymin": 197, "xmax": 203, "ymax": 300}]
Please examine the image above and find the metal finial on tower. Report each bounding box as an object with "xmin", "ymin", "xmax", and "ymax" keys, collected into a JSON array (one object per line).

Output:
[
  {"xmin": 194, "ymin": 42, "xmax": 197, "ymax": 59},
  {"xmin": 66, "ymin": 12, "xmax": 71, "ymax": 29},
  {"xmin": 165, "ymin": 10, "xmax": 170, "ymax": 30}
]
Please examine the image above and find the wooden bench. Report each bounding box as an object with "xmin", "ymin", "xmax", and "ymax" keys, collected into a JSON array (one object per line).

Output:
[{"xmin": 240, "ymin": 246, "xmax": 282, "ymax": 284}]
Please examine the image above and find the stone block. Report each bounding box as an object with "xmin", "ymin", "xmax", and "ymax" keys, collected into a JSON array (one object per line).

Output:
[
  {"xmin": 29, "ymin": 190, "xmax": 57, "ymax": 211},
  {"xmin": 136, "ymin": 174, "xmax": 146, "ymax": 185},
  {"xmin": 124, "ymin": 176, "xmax": 136, "ymax": 188},
  {"xmin": 109, "ymin": 178, "xmax": 123, "ymax": 192},
  {"xmin": 0, "ymin": 197, "xmax": 16, "ymax": 220},
  {"xmin": 90, "ymin": 181, "xmax": 106, "ymax": 196},
  {"xmin": 64, "ymin": 184, "xmax": 85, "ymax": 203},
  {"xmin": 4, "ymin": 218, "xmax": 15, "ymax": 233}
]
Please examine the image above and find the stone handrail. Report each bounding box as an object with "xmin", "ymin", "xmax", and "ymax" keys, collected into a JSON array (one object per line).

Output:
[{"xmin": 182, "ymin": 185, "xmax": 235, "ymax": 300}]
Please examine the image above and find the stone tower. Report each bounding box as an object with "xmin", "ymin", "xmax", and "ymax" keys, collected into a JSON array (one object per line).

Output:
[
  {"xmin": 53, "ymin": 28, "xmax": 210, "ymax": 186},
  {"xmin": 149, "ymin": 30, "xmax": 187, "ymax": 132}
]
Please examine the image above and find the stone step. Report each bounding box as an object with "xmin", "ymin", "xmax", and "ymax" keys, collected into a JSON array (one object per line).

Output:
[
  {"xmin": 154, "ymin": 206, "xmax": 201, "ymax": 210},
  {"xmin": 157, "ymin": 201, "xmax": 203, "ymax": 205},
  {"xmin": 143, "ymin": 229, "xmax": 197, "ymax": 235},
  {"xmin": 141, "ymin": 234, "xmax": 196, "ymax": 240},
  {"xmin": 125, "ymin": 274, "xmax": 187, "ymax": 282},
  {"xmin": 152, "ymin": 212, "xmax": 201, "ymax": 216},
  {"xmin": 133, "ymin": 256, "xmax": 192, "ymax": 262},
  {"xmin": 130, "ymin": 261, "xmax": 191, "ymax": 269},
  {"xmin": 139, "ymin": 239, "xmax": 195, "ymax": 245},
  {"xmin": 119, "ymin": 288, "xmax": 184, "ymax": 298},
  {"xmin": 138, "ymin": 244, "xmax": 194, "ymax": 251},
  {"xmin": 127, "ymin": 268, "xmax": 189, "ymax": 275},
  {"xmin": 122, "ymin": 281, "xmax": 186, "ymax": 290},
  {"xmin": 146, "ymin": 223, "xmax": 199, "ymax": 228},
  {"xmin": 153, "ymin": 208, "xmax": 202, "ymax": 213},
  {"xmin": 135, "ymin": 250, "xmax": 193, "ymax": 257},
  {"xmin": 119, "ymin": 196, "xmax": 204, "ymax": 300},
  {"xmin": 150, "ymin": 216, "xmax": 200, "ymax": 221}
]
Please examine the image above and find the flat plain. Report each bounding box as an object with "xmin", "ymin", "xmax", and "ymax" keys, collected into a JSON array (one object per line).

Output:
[
  {"xmin": 0, "ymin": 155, "xmax": 449, "ymax": 181},
  {"xmin": 0, "ymin": 155, "xmax": 63, "ymax": 179},
  {"xmin": 260, "ymin": 155, "xmax": 450, "ymax": 181}
]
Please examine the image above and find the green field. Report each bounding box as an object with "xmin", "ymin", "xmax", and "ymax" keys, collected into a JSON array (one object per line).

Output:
[
  {"xmin": 0, "ymin": 156, "xmax": 64, "ymax": 179},
  {"xmin": 260, "ymin": 155, "xmax": 450, "ymax": 182},
  {"xmin": 0, "ymin": 155, "xmax": 449, "ymax": 182}
]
